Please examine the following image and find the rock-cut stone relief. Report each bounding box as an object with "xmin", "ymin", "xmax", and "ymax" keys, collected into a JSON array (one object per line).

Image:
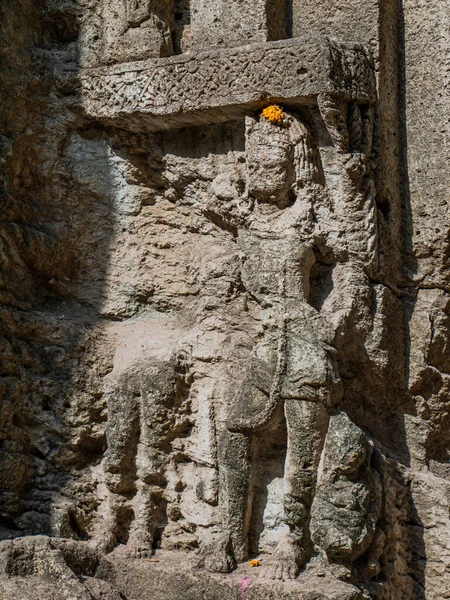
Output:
[
  {"xmin": 5, "ymin": 0, "xmax": 450, "ymax": 597},
  {"xmin": 0, "ymin": 0, "xmax": 393, "ymax": 591},
  {"xmin": 209, "ymin": 106, "xmax": 382, "ymax": 580},
  {"xmin": 90, "ymin": 100, "xmax": 384, "ymax": 586}
]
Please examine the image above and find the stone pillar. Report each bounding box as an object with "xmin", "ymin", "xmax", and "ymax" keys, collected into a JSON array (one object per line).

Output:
[
  {"xmin": 402, "ymin": 0, "xmax": 450, "ymax": 596},
  {"xmin": 189, "ymin": 0, "xmax": 289, "ymax": 50},
  {"xmin": 401, "ymin": 0, "xmax": 450, "ymax": 288}
]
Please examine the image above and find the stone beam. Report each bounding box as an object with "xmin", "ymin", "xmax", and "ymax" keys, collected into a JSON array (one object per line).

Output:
[{"xmin": 78, "ymin": 37, "xmax": 376, "ymax": 132}]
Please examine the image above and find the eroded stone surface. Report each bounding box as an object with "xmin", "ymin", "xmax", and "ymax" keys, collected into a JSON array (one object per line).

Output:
[{"xmin": 1, "ymin": 0, "xmax": 449, "ymax": 599}]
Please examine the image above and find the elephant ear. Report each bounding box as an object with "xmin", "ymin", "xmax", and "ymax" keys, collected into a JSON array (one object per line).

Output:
[{"xmin": 227, "ymin": 344, "xmax": 279, "ymax": 432}]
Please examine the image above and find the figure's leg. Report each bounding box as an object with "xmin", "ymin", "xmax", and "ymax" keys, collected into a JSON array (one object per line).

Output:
[
  {"xmin": 103, "ymin": 374, "xmax": 140, "ymax": 495},
  {"xmin": 92, "ymin": 373, "xmax": 139, "ymax": 551},
  {"xmin": 127, "ymin": 356, "xmax": 186, "ymax": 556},
  {"xmin": 205, "ymin": 429, "xmax": 252, "ymax": 572},
  {"xmin": 89, "ymin": 490, "xmax": 123, "ymax": 554},
  {"xmin": 264, "ymin": 399, "xmax": 329, "ymax": 580},
  {"xmin": 284, "ymin": 399, "xmax": 329, "ymax": 550},
  {"xmin": 124, "ymin": 483, "xmax": 158, "ymax": 558},
  {"xmin": 127, "ymin": 413, "xmax": 171, "ymax": 558},
  {"xmin": 210, "ymin": 334, "xmax": 279, "ymax": 571},
  {"xmin": 222, "ymin": 430, "xmax": 253, "ymax": 562}
]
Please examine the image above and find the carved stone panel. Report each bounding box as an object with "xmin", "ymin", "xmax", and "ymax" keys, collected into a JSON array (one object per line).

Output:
[
  {"xmin": 101, "ymin": 0, "xmax": 175, "ymax": 65},
  {"xmin": 189, "ymin": 0, "xmax": 289, "ymax": 50}
]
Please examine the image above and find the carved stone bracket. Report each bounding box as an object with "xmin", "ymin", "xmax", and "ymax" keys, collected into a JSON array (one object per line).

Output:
[{"xmin": 78, "ymin": 37, "xmax": 376, "ymax": 131}]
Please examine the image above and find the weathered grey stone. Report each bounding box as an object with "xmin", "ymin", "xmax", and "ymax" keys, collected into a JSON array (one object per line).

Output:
[
  {"xmin": 95, "ymin": 550, "xmax": 370, "ymax": 600},
  {"xmin": 0, "ymin": 537, "xmax": 100, "ymax": 600},
  {"xmin": 189, "ymin": 0, "xmax": 289, "ymax": 50},
  {"xmin": 1, "ymin": 0, "xmax": 450, "ymax": 598},
  {"xmin": 310, "ymin": 413, "xmax": 382, "ymax": 563}
]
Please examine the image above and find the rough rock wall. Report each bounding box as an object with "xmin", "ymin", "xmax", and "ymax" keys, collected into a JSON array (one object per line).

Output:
[
  {"xmin": 0, "ymin": 0, "xmax": 115, "ymax": 545},
  {"xmin": 0, "ymin": 1, "xmax": 449, "ymax": 600},
  {"xmin": 400, "ymin": 0, "xmax": 450, "ymax": 597}
]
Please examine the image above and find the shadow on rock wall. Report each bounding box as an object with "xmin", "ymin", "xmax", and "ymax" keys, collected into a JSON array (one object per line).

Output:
[{"xmin": 0, "ymin": 0, "xmax": 120, "ymax": 543}]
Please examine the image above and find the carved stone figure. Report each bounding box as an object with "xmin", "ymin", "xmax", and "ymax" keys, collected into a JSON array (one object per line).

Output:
[
  {"xmin": 213, "ymin": 112, "xmax": 339, "ymax": 576},
  {"xmin": 310, "ymin": 412, "xmax": 382, "ymax": 570},
  {"xmin": 203, "ymin": 107, "xmax": 380, "ymax": 578},
  {"xmin": 83, "ymin": 99, "xmax": 385, "ymax": 585},
  {"xmin": 98, "ymin": 342, "xmax": 193, "ymax": 557}
]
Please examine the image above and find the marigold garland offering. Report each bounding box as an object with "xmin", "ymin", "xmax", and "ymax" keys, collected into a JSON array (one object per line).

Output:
[
  {"xmin": 261, "ymin": 105, "xmax": 285, "ymax": 124},
  {"xmin": 249, "ymin": 559, "xmax": 261, "ymax": 567}
]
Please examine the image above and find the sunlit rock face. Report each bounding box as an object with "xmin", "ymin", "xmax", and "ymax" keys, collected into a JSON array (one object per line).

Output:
[{"xmin": 0, "ymin": 1, "xmax": 449, "ymax": 599}]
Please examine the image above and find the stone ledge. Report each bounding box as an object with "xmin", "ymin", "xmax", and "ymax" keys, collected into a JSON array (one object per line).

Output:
[
  {"xmin": 96, "ymin": 550, "xmax": 370, "ymax": 600},
  {"xmin": 0, "ymin": 538, "xmax": 371, "ymax": 600},
  {"xmin": 78, "ymin": 37, "xmax": 376, "ymax": 131}
]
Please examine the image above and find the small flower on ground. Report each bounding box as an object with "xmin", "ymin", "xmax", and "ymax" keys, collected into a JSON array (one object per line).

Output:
[
  {"xmin": 262, "ymin": 105, "xmax": 285, "ymax": 124},
  {"xmin": 249, "ymin": 559, "xmax": 261, "ymax": 567}
]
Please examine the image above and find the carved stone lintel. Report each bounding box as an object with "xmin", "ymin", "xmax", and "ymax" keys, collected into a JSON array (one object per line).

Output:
[{"xmin": 77, "ymin": 37, "xmax": 376, "ymax": 132}]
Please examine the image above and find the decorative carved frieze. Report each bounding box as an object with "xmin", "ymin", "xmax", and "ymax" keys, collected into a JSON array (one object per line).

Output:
[{"xmin": 78, "ymin": 37, "xmax": 376, "ymax": 131}]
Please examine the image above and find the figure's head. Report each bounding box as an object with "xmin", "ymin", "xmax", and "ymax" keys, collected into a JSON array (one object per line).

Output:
[
  {"xmin": 245, "ymin": 110, "xmax": 321, "ymax": 205},
  {"xmin": 245, "ymin": 114, "xmax": 294, "ymax": 205}
]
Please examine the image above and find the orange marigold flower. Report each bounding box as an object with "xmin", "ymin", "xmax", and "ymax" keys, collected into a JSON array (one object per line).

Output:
[
  {"xmin": 261, "ymin": 105, "xmax": 285, "ymax": 124},
  {"xmin": 249, "ymin": 559, "xmax": 261, "ymax": 567}
]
